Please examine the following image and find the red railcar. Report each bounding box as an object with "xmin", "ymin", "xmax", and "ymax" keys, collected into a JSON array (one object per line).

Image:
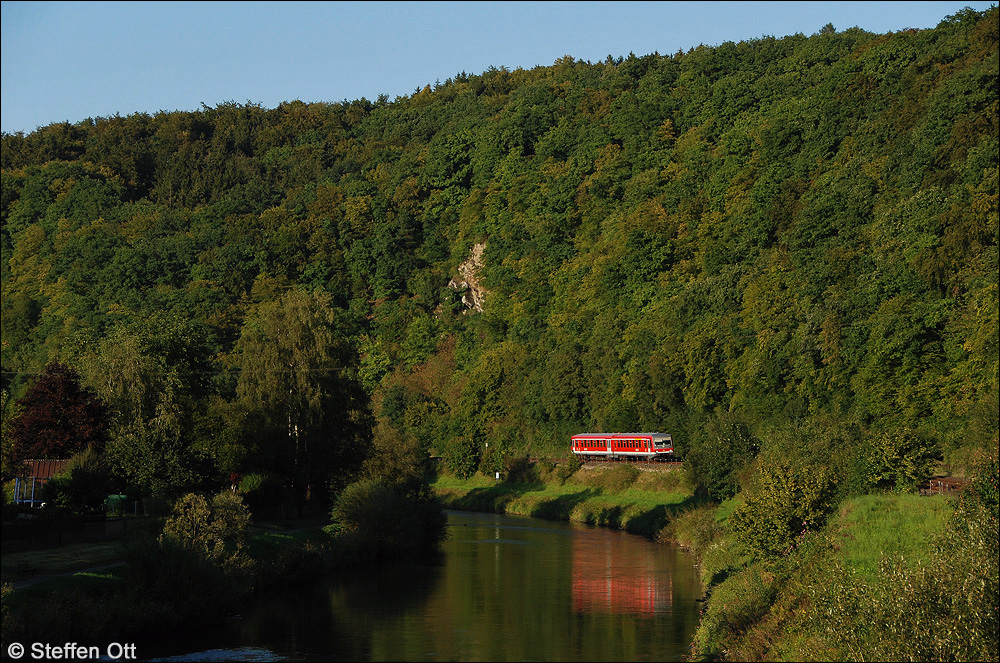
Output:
[{"xmin": 570, "ymin": 432, "xmax": 673, "ymax": 460}]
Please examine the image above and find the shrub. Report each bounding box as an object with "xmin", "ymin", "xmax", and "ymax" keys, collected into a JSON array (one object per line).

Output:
[
  {"xmin": 40, "ymin": 447, "xmax": 112, "ymax": 512},
  {"xmin": 237, "ymin": 471, "xmax": 267, "ymax": 493},
  {"xmin": 634, "ymin": 467, "xmax": 692, "ymax": 493},
  {"xmin": 570, "ymin": 464, "xmax": 640, "ymax": 493},
  {"xmin": 658, "ymin": 503, "xmax": 721, "ymax": 558},
  {"xmin": 237, "ymin": 471, "xmax": 282, "ymax": 515},
  {"xmin": 729, "ymin": 461, "xmax": 838, "ymax": 559},
  {"xmin": 1, "ymin": 582, "xmax": 20, "ymax": 644},
  {"xmin": 806, "ymin": 453, "xmax": 998, "ymax": 661},
  {"xmin": 531, "ymin": 459, "xmax": 558, "ymax": 483},
  {"xmin": 161, "ymin": 491, "xmax": 251, "ymax": 566},
  {"xmin": 969, "ymin": 448, "xmax": 998, "ymax": 521},
  {"xmin": 862, "ymin": 428, "xmax": 936, "ymax": 492},
  {"xmin": 124, "ymin": 534, "xmax": 237, "ymax": 625},
  {"xmin": 555, "ymin": 456, "xmax": 582, "ymax": 483},
  {"xmin": 332, "ymin": 479, "xmax": 446, "ymax": 559},
  {"xmin": 692, "ymin": 566, "xmax": 777, "ymax": 659},
  {"xmin": 502, "ymin": 454, "xmax": 534, "ymax": 483}
]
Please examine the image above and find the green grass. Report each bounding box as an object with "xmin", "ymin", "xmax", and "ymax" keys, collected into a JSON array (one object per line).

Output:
[
  {"xmin": 714, "ymin": 496, "xmax": 742, "ymax": 525},
  {"xmin": 432, "ymin": 465, "xmax": 697, "ymax": 537},
  {"xmin": 684, "ymin": 491, "xmax": 967, "ymax": 661},
  {"xmin": 831, "ymin": 493, "xmax": 954, "ymax": 579},
  {"xmin": 433, "ymin": 473, "xmax": 498, "ymax": 493}
]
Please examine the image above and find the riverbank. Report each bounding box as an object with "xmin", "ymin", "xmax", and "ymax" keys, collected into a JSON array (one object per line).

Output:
[
  {"xmin": 670, "ymin": 487, "xmax": 998, "ymax": 661},
  {"xmin": 0, "ymin": 522, "xmax": 339, "ymax": 647},
  {"xmin": 432, "ymin": 461, "xmax": 701, "ymax": 538},
  {"xmin": 0, "ymin": 488, "xmax": 444, "ymax": 649}
]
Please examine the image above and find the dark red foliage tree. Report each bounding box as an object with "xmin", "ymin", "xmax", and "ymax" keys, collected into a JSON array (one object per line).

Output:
[{"xmin": 11, "ymin": 363, "xmax": 109, "ymax": 461}]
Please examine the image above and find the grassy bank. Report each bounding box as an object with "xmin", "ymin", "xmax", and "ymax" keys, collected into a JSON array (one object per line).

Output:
[
  {"xmin": 832, "ymin": 493, "xmax": 954, "ymax": 578},
  {"xmin": 677, "ymin": 490, "xmax": 997, "ymax": 661},
  {"xmin": 432, "ymin": 461, "xmax": 701, "ymax": 538}
]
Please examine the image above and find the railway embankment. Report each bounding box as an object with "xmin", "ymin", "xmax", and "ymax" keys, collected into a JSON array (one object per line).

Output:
[{"xmin": 432, "ymin": 460, "xmax": 701, "ymax": 539}]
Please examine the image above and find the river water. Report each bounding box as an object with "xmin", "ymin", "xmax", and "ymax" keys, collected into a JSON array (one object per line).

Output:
[{"xmin": 149, "ymin": 510, "xmax": 702, "ymax": 662}]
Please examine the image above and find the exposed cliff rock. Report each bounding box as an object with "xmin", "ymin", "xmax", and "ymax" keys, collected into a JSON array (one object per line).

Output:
[{"xmin": 448, "ymin": 242, "xmax": 488, "ymax": 313}]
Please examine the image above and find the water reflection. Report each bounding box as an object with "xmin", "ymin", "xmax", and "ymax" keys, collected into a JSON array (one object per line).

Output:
[
  {"xmin": 150, "ymin": 647, "xmax": 286, "ymax": 662},
  {"xmin": 572, "ymin": 527, "xmax": 673, "ymax": 616},
  {"xmin": 150, "ymin": 511, "xmax": 700, "ymax": 662}
]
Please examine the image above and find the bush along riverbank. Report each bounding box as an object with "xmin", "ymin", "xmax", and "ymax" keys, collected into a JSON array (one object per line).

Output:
[{"xmin": 1, "ymin": 478, "xmax": 448, "ymax": 647}]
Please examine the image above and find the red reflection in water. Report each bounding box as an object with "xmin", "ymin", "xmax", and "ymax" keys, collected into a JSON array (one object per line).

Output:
[{"xmin": 572, "ymin": 530, "xmax": 673, "ymax": 615}]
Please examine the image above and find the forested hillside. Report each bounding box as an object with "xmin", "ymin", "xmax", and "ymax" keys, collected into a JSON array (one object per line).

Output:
[{"xmin": 1, "ymin": 7, "xmax": 996, "ymax": 505}]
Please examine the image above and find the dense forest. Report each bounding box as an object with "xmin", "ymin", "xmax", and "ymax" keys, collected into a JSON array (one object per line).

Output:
[{"xmin": 1, "ymin": 7, "xmax": 996, "ymax": 510}]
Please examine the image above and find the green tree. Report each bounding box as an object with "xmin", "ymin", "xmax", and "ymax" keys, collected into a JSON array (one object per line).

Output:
[
  {"xmin": 234, "ymin": 287, "xmax": 370, "ymax": 500},
  {"xmin": 0, "ymin": 388, "xmax": 21, "ymax": 481},
  {"xmin": 861, "ymin": 428, "xmax": 936, "ymax": 492},
  {"xmin": 77, "ymin": 314, "xmax": 213, "ymax": 495},
  {"xmin": 331, "ymin": 478, "xmax": 446, "ymax": 559},
  {"xmin": 686, "ymin": 413, "xmax": 760, "ymax": 500}
]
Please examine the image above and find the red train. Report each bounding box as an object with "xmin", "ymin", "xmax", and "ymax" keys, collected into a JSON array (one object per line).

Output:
[{"xmin": 571, "ymin": 432, "xmax": 674, "ymax": 460}]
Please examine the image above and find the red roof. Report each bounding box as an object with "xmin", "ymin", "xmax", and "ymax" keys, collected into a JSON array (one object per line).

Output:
[{"xmin": 24, "ymin": 459, "xmax": 71, "ymax": 479}]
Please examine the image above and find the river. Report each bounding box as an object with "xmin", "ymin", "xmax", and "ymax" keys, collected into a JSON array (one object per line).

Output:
[{"xmin": 148, "ymin": 510, "xmax": 702, "ymax": 662}]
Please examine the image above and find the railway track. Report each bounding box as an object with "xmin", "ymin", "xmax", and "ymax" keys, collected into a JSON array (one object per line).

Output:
[{"xmin": 534, "ymin": 456, "xmax": 683, "ymax": 467}]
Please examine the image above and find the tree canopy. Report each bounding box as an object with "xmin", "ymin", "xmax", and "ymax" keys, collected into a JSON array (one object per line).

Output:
[{"xmin": 1, "ymin": 7, "xmax": 996, "ymax": 502}]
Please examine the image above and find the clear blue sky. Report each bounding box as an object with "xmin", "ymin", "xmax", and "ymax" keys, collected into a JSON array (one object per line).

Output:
[{"xmin": 1, "ymin": 1, "xmax": 995, "ymax": 135}]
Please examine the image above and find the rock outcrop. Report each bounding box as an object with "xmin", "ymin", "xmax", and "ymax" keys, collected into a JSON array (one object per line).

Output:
[{"xmin": 448, "ymin": 242, "xmax": 488, "ymax": 313}]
